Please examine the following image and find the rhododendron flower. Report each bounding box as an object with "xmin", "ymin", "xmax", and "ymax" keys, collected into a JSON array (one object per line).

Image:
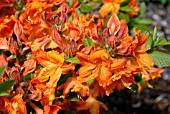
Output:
[
  {"xmin": 58, "ymin": 71, "xmax": 89, "ymax": 98},
  {"xmin": 0, "ymin": 15, "xmax": 16, "ymax": 38},
  {"xmin": 126, "ymin": 0, "xmax": 139, "ymax": 17},
  {"xmin": 77, "ymin": 47, "xmax": 112, "ymax": 88},
  {"xmin": 99, "ymin": 0, "xmax": 123, "ymax": 17},
  {"xmin": 0, "ymin": 0, "xmax": 167, "ymax": 113},
  {"xmin": 76, "ymin": 95, "xmax": 108, "ymax": 114},
  {"xmin": 22, "ymin": 58, "xmax": 37, "ymax": 76},
  {"xmin": 5, "ymin": 94, "xmax": 27, "ymax": 114}
]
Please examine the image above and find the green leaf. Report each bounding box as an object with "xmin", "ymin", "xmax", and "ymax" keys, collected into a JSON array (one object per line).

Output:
[
  {"xmin": 0, "ymin": 91, "xmax": 9, "ymax": 96},
  {"xmin": 83, "ymin": 35, "xmax": 95, "ymax": 47},
  {"xmin": 66, "ymin": 0, "xmax": 73, "ymax": 6},
  {"xmin": 66, "ymin": 92, "xmax": 80, "ymax": 101},
  {"xmin": 160, "ymin": 0, "xmax": 168, "ymax": 4},
  {"xmin": 79, "ymin": 4, "xmax": 92, "ymax": 12},
  {"xmin": 134, "ymin": 73, "xmax": 142, "ymax": 82},
  {"xmin": 64, "ymin": 111, "xmax": 75, "ymax": 114},
  {"xmin": 68, "ymin": 14, "xmax": 72, "ymax": 22},
  {"xmin": 120, "ymin": 0, "xmax": 130, "ymax": 6},
  {"xmin": 153, "ymin": 26, "xmax": 158, "ymax": 41},
  {"xmin": 0, "ymin": 80, "xmax": 15, "ymax": 93},
  {"xmin": 65, "ymin": 56, "xmax": 80, "ymax": 64},
  {"xmin": 57, "ymin": 72, "xmax": 72, "ymax": 86},
  {"xmin": 52, "ymin": 5, "xmax": 59, "ymax": 12},
  {"xmin": 153, "ymin": 38, "xmax": 170, "ymax": 47},
  {"xmin": 139, "ymin": 79, "xmax": 145, "ymax": 86},
  {"xmin": 145, "ymin": 35, "xmax": 153, "ymax": 50},
  {"xmin": 118, "ymin": 12, "xmax": 130, "ymax": 23},
  {"xmin": 132, "ymin": 24, "xmax": 151, "ymax": 33},
  {"xmin": 0, "ymin": 66, "xmax": 6, "ymax": 79},
  {"xmin": 76, "ymin": 8, "xmax": 81, "ymax": 16},
  {"xmin": 120, "ymin": 5, "xmax": 134, "ymax": 12},
  {"xmin": 135, "ymin": 18, "xmax": 154, "ymax": 24},
  {"xmin": 149, "ymin": 50, "xmax": 170, "ymax": 67},
  {"xmin": 139, "ymin": 2, "xmax": 146, "ymax": 17},
  {"xmin": 22, "ymin": 73, "xmax": 32, "ymax": 82},
  {"xmin": 55, "ymin": 90, "xmax": 62, "ymax": 97},
  {"xmin": 87, "ymin": 79, "xmax": 94, "ymax": 86},
  {"xmin": 86, "ymin": 2, "xmax": 101, "ymax": 9}
]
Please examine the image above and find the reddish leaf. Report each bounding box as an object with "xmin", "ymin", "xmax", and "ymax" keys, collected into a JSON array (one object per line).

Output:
[
  {"xmin": 14, "ymin": 22, "xmax": 23, "ymax": 44},
  {"xmin": 52, "ymin": 28, "xmax": 63, "ymax": 48},
  {"xmin": 118, "ymin": 20, "xmax": 128, "ymax": 40},
  {"xmin": 107, "ymin": 14, "xmax": 120, "ymax": 35}
]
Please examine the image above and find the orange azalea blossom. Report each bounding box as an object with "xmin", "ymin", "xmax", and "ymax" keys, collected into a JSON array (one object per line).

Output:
[
  {"xmin": 77, "ymin": 47, "xmax": 112, "ymax": 88},
  {"xmin": 0, "ymin": 37, "xmax": 9, "ymax": 50},
  {"xmin": 21, "ymin": 58, "xmax": 37, "ymax": 76},
  {"xmin": 5, "ymin": 94, "xmax": 27, "ymax": 114},
  {"xmin": 31, "ymin": 50, "xmax": 63, "ymax": 105},
  {"xmin": 126, "ymin": 0, "xmax": 139, "ymax": 17},
  {"xmin": 0, "ymin": 96, "xmax": 8, "ymax": 113},
  {"xmin": 77, "ymin": 47, "xmax": 129, "ymax": 95},
  {"xmin": 117, "ymin": 29, "xmax": 163, "ymax": 82},
  {"xmin": 76, "ymin": 95, "xmax": 108, "ymax": 114},
  {"xmin": 66, "ymin": 10, "xmax": 95, "ymax": 41},
  {"xmin": 0, "ymin": 15, "xmax": 17, "ymax": 38},
  {"xmin": 19, "ymin": 1, "xmax": 54, "ymax": 41},
  {"xmin": 99, "ymin": 0, "xmax": 123, "ymax": 17},
  {"xmin": 32, "ymin": 50, "xmax": 74, "ymax": 105},
  {"xmin": 107, "ymin": 58, "xmax": 141, "ymax": 95},
  {"xmin": 58, "ymin": 71, "xmax": 89, "ymax": 98}
]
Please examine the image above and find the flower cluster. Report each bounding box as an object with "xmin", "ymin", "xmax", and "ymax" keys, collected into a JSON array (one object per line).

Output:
[{"xmin": 0, "ymin": 0, "xmax": 168, "ymax": 114}]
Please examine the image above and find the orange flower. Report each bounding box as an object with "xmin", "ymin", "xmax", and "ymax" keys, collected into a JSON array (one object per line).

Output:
[
  {"xmin": 126, "ymin": 0, "xmax": 139, "ymax": 17},
  {"xmin": 58, "ymin": 71, "xmax": 89, "ymax": 98},
  {"xmin": 0, "ymin": 38, "xmax": 9, "ymax": 50},
  {"xmin": 76, "ymin": 96, "xmax": 108, "ymax": 114},
  {"xmin": 5, "ymin": 94, "xmax": 27, "ymax": 114},
  {"xmin": 143, "ymin": 68, "xmax": 164, "ymax": 81},
  {"xmin": 22, "ymin": 58, "xmax": 37, "ymax": 76},
  {"xmin": 99, "ymin": 0, "xmax": 123, "ymax": 17},
  {"xmin": 19, "ymin": 2, "xmax": 52, "ymax": 41},
  {"xmin": 0, "ymin": 15, "xmax": 16, "ymax": 38},
  {"xmin": 66, "ymin": 11, "xmax": 94, "ymax": 41},
  {"xmin": 77, "ymin": 47, "xmax": 112, "ymax": 88}
]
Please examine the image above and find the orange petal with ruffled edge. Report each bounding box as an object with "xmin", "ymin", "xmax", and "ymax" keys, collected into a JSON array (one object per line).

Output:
[{"xmin": 76, "ymin": 96, "xmax": 108, "ymax": 114}]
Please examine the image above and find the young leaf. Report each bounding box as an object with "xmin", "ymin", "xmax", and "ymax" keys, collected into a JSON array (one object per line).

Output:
[
  {"xmin": 65, "ymin": 56, "xmax": 80, "ymax": 64},
  {"xmin": 135, "ymin": 18, "xmax": 154, "ymax": 24},
  {"xmin": 120, "ymin": 0, "xmax": 130, "ymax": 6},
  {"xmin": 153, "ymin": 38, "xmax": 170, "ymax": 47},
  {"xmin": 79, "ymin": 4, "xmax": 92, "ymax": 12},
  {"xmin": 87, "ymin": 79, "xmax": 94, "ymax": 86},
  {"xmin": 0, "ymin": 91, "xmax": 9, "ymax": 96},
  {"xmin": 132, "ymin": 24, "xmax": 151, "ymax": 33},
  {"xmin": 86, "ymin": 2, "xmax": 101, "ymax": 9},
  {"xmin": 57, "ymin": 72, "xmax": 72, "ymax": 86},
  {"xmin": 145, "ymin": 35, "xmax": 153, "ymax": 50},
  {"xmin": 120, "ymin": 5, "xmax": 134, "ymax": 12},
  {"xmin": 0, "ymin": 66, "xmax": 6, "ymax": 79},
  {"xmin": 149, "ymin": 50, "xmax": 170, "ymax": 67},
  {"xmin": 0, "ymin": 80, "xmax": 15, "ymax": 93},
  {"xmin": 153, "ymin": 26, "xmax": 158, "ymax": 41},
  {"xmin": 118, "ymin": 12, "xmax": 130, "ymax": 23},
  {"xmin": 76, "ymin": 8, "xmax": 81, "ymax": 16},
  {"xmin": 66, "ymin": 0, "xmax": 73, "ymax": 6},
  {"xmin": 66, "ymin": 92, "xmax": 80, "ymax": 101},
  {"xmin": 22, "ymin": 73, "xmax": 32, "ymax": 82},
  {"xmin": 83, "ymin": 35, "xmax": 95, "ymax": 47},
  {"xmin": 139, "ymin": 2, "xmax": 146, "ymax": 17}
]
